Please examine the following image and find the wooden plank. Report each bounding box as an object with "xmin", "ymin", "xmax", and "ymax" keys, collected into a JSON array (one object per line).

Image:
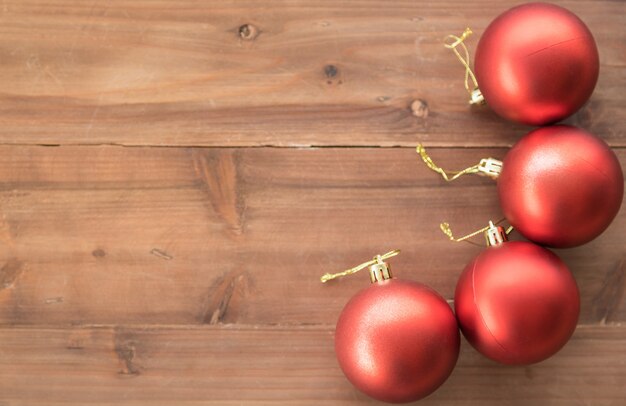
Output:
[
  {"xmin": 0, "ymin": 0, "xmax": 623, "ymax": 147},
  {"xmin": 0, "ymin": 325, "xmax": 623, "ymax": 405},
  {"xmin": 1, "ymin": 146, "xmax": 624, "ymax": 326}
]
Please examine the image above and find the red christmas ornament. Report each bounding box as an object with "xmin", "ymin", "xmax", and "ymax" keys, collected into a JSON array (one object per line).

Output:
[
  {"xmin": 474, "ymin": 3, "xmax": 599, "ymax": 125},
  {"xmin": 322, "ymin": 251, "xmax": 460, "ymax": 403},
  {"xmin": 498, "ymin": 125, "xmax": 624, "ymax": 247},
  {"xmin": 455, "ymin": 223, "xmax": 580, "ymax": 365}
]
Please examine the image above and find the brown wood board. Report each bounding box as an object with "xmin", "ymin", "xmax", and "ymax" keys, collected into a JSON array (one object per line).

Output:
[
  {"xmin": 0, "ymin": 0, "xmax": 623, "ymax": 147},
  {"xmin": 0, "ymin": 325, "xmax": 624, "ymax": 405},
  {"xmin": 0, "ymin": 146, "xmax": 624, "ymax": 327}
]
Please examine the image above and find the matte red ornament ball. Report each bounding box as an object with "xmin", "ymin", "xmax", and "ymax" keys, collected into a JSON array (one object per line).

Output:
[
  {"xmin": 498, "ymin": 125, "xmax": 624, "ymax": 248},
  {"xmin": 335, "ymin": 279, "xmax": 460, "ymax": 403},
  {"xmin": 474, "ymin": 3, "xmax": 599, "ymax": 125},
  {"xmin": 455, "ymin": 241, "xmax": 580, "ymax": 365}
]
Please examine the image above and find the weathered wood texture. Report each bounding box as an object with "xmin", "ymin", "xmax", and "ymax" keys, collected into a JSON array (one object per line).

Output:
[
  {"xmin": 0, "ymin": 326, "xmax": 624, "ymax": 406},
  {"xmin": 0, "ymin": 0, "xmax": 624, "ymax": 405},
  {"xmin": 0, "ymin": 146, "xmax": 624, "ymax": 327},
  {"xmin": 0, "ymin": 0, "xmax": 624, "ymax": 147}
]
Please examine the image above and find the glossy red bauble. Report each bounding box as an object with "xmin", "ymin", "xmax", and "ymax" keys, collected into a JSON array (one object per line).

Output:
[
  {"xmin": 335, "ymin": 279, "xmax": 460, "ymax": 403},
  {"xmin": 475, "ymin": 3, "xmax": 599, "ymax": 125},
  {"xmin": 498, "ymin": 125, "xmax": 623, "ymax": 248},
  {"xmin": 455, "ymin": 241, "xmax": 579, "ymax": 365}
]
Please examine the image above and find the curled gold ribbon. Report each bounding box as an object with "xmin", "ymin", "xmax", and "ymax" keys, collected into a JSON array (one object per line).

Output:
[{"xmin": 444, "ymin": 28, "xmax": 484, "ymax": 104}]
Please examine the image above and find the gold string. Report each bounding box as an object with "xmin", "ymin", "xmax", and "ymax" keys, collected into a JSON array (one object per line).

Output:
[
  {"xmin": 440, "ymin": 219, "xmax": 514, "ymax": 246},
  {"xmin": 320, "ymin": 249, "xmax": 400, "ymax": 283},
  {"xmin": 444, "ymin": 28, "xmax": 480, "ymax": 96},
  {"xmin": 416, "ymin": 144, "xmax": 481, "ymax": 181}
]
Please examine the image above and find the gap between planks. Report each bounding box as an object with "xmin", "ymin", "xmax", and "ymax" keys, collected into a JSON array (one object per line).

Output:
[
  {"xmin": 0, "ymin": 143, "xmax": 624, "ymax": 150},
  {"xmin": 0, "ymin": 323, "xmax": 621, "ymax": 331}
]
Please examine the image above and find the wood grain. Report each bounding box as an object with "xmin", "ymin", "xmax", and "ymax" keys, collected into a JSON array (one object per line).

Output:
[
  {"xmin": 0, "ymin": 146, "xmax": 623, "ymax": 327},
  {"xmin": 0, "ymin": 325, "xmax": 624, "ymax": 405},
  {"xmin": 0, "ymin": 0, "xmax": 624, "ymax": 147},
  {"xmin": 0, "ymin": 1, "xmax": 624, "ymax": 404}
]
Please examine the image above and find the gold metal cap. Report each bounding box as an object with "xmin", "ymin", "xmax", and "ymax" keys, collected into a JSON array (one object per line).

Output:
[
  {"xmin": 478, "ymin": 158, "xmax": 503, "ymax": 179},
  {"xmin": 369, "ymin": 255, "xmax": 393, "ymax": 283},
  {"xmin": 485, "ymin": 221, "xmax": 508, "ymax": 246},
  {"xmin": 469, "ymin": 88, "xmax": 485, "ymax": 105}
]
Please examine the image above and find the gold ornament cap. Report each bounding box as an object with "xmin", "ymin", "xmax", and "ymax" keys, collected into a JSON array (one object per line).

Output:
[
  {"xmin": 470, "ymin": 88, "xmax": 485, "ymax": 105},
  {"xmin": 485, "ymin": 221, "xmax": 508, "ymax": 246},
  {"xmin": 478, "ymin": 158, "xmax": 503, "ymax": 179},
  {"xmin": 369, "ymin": 255, "xmax": 393, "ymax": 283}
]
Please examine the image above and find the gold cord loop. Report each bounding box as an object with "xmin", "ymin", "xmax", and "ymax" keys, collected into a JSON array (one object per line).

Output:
[
  {"xmin": 417, "ymin": 144, "xmax": 481, "ymax": 181},
  {"xmin": 444, "ymin": 28, "xmax": 484, "ymax": 105},
  {"xmin": 320, "ymin": 250, "xmax": 400, "ymax": 283},
  {"xmin": 416, "ymin": 144, "xmax": 503, "ymax": 182}
]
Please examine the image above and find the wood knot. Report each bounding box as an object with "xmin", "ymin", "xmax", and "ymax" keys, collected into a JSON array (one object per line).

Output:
[
  {"xmin": 411, "ymin": 99, "xmax": 429, "ymax": 118},
  {"xmin": 202, "ymin": 271, "xmax": 252, "ymax": 324},
  {"xmin": 0, "ymin": 258, "xmax": 23, "ymax": 289},
  {"xmin": 324, "ymin": 64, "xmax": 338, "ymax": 78},
  {"xmin": 324, "ymin": 64, "xmax": 342, "ymax": 85},
  {"xmin": 114, "ymin": 330, "xmax": 142, "ymax": 376},
  {"xmin": 92, "ymin": 249, "xmax": 106, "ymax": 258},
  {"xmin": 239, "ymin": 24, "xmax": 259, "ymax": 40}
]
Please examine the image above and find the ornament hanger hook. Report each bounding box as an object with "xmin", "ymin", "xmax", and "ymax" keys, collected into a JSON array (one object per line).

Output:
[
  {"xmin": 440, "ymin": 220, "xmax": 513, "ymax": 247},
  {"xmin": 444, "ymin": 27, "xmax": 484, "ymax": 105},
  {"xmin": 320, "ymin": 250, "xmax": 400, "ymax": 283},
  {"xmin": 416, "ymin": 144, "xmax": 503, "ymax": 182}
]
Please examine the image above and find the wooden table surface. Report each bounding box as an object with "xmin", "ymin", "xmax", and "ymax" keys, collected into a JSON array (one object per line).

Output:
[{"xmin": 0, "ymin": 1, "xmax": 624, "ymax": 405}]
